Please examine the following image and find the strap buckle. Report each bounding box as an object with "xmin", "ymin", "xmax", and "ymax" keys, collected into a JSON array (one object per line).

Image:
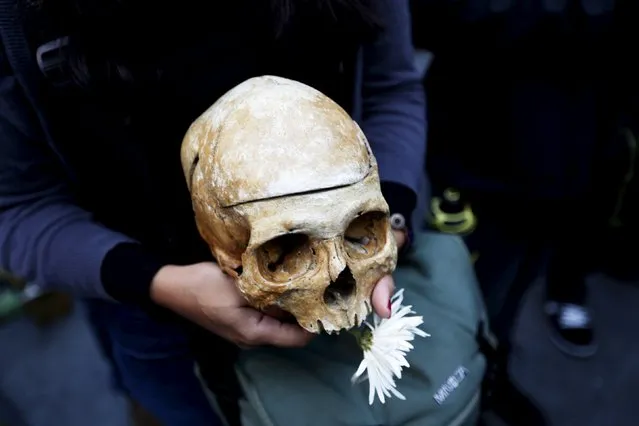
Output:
[{"xmin": 35, "ymin": 36, "xmax": 72, "ymax": 88}]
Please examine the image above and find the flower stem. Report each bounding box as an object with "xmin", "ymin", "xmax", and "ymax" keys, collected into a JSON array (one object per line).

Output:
[{"xmin": 348, "ymin": 327, "xmax": 373, "ymax": 351}]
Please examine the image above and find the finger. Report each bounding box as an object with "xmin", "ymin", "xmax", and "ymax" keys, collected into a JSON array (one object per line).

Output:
[
  {"xmin": 241, "ymin": 308, "xmax": 315, "ymax": 348},
  {"xmin": 372, "ymin": 274, "xmax": 395, "ymax": 318},
  {"xmin": 262, "ymin": 306, "xmax": 295, "ymax": 322},
  {"xmin": 392, "ymin": 229, "xmax": 406, "ymax": 249}
]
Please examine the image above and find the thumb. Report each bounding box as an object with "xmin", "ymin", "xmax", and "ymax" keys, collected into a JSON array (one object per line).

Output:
[
  {"xmin": 241, "ymin": 307, "xmax": 314, "ymax": 348},
  {"xmin": 371, "ymin": 274, "xmax": 395, "ymax": 318}
]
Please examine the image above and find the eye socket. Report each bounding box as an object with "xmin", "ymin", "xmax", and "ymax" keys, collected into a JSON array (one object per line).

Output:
[
  {"xmin": 255, "ymin": 233, "xmax": 314, "ymax": 282},
  {"xmin": 344, "ymin": 211, "xmax": 388, "ymax": 259}
]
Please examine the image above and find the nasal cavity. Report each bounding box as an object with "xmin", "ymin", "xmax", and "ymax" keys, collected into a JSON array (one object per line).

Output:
[{"xmin": 323, "ymin": 267, "xmax": 356, "ymax": 306}]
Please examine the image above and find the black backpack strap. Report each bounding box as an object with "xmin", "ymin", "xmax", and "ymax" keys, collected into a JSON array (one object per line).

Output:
[
  {"xmin": 0, "ymin": 0, "xmax": 75, "ymax": 178},
  {"xmin": 0, "ymin": 0, "xmax": 45, "ymax": 109}
]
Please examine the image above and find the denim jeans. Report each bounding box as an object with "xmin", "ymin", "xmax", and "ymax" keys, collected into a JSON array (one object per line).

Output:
[{"xmin": 85, "ymin": 300, "xmax": 223, "ymax": 426}]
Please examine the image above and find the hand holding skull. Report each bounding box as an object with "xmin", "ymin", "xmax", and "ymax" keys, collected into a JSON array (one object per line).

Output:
[
  {"xmin": 151, "ymin": 262, "xmax": 314, "ymax": 348},
  {"xmin": 178, "ymin": 76, "xmax": 398, "ymax": 338}
]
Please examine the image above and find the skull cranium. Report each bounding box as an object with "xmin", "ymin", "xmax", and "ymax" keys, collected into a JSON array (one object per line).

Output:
[{"xmin": 181, "ymin": 76, "xmax": 397, "ymax": 334}]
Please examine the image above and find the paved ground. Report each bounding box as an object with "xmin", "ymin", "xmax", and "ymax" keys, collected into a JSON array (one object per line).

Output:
[
  {"xmin": 0, "ymin": 303, "xmax": 131, "ymax": 426},
  {"xmin": 511, "ymin": 275, "xmax": 639, "ymax": 426}
]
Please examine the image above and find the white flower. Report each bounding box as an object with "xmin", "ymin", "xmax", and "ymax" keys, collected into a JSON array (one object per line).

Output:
[{"xmin": 350, "ymin": 289, "xmax": 430, "ymax": 405}]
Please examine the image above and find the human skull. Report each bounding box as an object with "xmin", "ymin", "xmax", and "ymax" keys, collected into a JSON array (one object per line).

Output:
[{"xmin": 181, "ymin": 76, "xmax": 397, "ymax": 334}]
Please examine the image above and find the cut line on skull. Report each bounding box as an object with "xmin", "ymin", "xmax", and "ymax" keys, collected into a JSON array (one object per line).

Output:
[{"xmin": 181, "ymin": 75, "xmax": 397, "ymax": 334}]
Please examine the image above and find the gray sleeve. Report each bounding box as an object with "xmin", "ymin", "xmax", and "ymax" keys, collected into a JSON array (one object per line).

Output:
[
  {"xmin": 0, "ymin": 64, "xmax": 133, "ymax": 299},
  {"xmin": 358, "ymin": 0, "xmax": 427, "ymax": 196}
]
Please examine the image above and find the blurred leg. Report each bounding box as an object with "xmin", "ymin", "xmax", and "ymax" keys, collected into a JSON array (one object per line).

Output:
[
  {"xmin": 86, "ymin": 300, "xmax": 223, "ymax": 426},
  {"xmin": 0, "ymin": 302, "xmax": 130, "ymax": 426},
  {"xmin": 544, "ymin": 205, "xmax": 597, "ymax": 358}
]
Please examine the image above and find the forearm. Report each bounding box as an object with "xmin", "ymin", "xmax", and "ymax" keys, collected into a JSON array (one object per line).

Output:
[
  {"xmin": 360, "ymin": 0, "xmax": 428, "ymax": 228},
  {"xmin": 0, "ymin": 52, "xmax": 166, "ymax": 306},
  {"xmin": 0, "ymin": 198, "xmax": 136, "ymax": 299},
  {"xmin": 361, "ymin": 72, "xmax": 426, "ymax": 198}
]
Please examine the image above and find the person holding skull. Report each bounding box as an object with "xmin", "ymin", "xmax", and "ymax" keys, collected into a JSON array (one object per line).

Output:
[{"xmin": 0, "ymin": 0, "xmax": 488, "ymax": 425}]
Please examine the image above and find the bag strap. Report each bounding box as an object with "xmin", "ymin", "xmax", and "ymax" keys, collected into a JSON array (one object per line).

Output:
[
  {"xmin": 0, "ymin": 0, "xmax": 75, "ymax": 178},
  {"xmin": 0, "ymin": 0, "xmax": 47, "ymax": 113}
]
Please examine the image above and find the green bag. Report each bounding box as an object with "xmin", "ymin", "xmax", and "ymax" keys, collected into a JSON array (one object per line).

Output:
[{"xmin": 230, "ymin": 231, "xmax": 489, "ymax": 426}]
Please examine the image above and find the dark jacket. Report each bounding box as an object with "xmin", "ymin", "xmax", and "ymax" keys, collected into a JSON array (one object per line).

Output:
[
  {"xmin": 0, "ymin": 0, "xmax": 426, "ymax": 302},
  {"xmin": 411, "ymin": 0, "xmax": 638, "ymax": 206}
]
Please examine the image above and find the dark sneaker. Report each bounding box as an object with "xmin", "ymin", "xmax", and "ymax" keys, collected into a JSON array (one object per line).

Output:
[{"xmin": 544, "ymin": 301, "xmax": 597, "ymax": 358}]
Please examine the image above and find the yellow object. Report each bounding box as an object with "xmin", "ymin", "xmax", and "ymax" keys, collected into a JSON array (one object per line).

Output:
[{"xmin": 430, "ymin": 188, "xmax": 477, "ymax": 235}]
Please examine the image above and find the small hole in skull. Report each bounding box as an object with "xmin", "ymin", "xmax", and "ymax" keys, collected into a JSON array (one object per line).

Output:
[
  {"xmin": 188, "ymin": 154, "xmax": 200, "ymax": 188},
  {"xmin": 234, "ymin": 266, "xmax": 243, "ymax": 275},
  {"xmin": 323, "ymin": 267, "xmax": 356, "ymax": 307}
]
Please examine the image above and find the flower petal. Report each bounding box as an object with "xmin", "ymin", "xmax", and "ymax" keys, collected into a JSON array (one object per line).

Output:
[{"xmin": 351, "ymin": 288, "xmax": 430, "ymax": 405}]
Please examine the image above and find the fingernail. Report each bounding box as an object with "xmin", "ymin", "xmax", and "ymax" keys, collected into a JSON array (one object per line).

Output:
[{"xmin": 387, "ymin": 300, "xmax": 392, "ymax": 317}]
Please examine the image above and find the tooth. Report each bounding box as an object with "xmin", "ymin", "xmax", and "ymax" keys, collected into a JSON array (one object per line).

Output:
[
  {"xmin": 359, "ymin": 304, "xmax": 368, "ymax": 322},
  {"xmin": 324, "ymin": 319, "xmax": 338, "ymax": 334}
]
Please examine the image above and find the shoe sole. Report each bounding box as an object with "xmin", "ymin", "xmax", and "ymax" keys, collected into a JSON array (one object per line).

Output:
[{"xmin": 546, "ymin": 323, "xmax": 598, "ymax": 359}]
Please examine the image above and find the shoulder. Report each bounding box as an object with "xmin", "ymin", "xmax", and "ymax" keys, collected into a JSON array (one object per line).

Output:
[{"xmin": 0, "ymin": 25, "xmax": 49, "ymax": 146}]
